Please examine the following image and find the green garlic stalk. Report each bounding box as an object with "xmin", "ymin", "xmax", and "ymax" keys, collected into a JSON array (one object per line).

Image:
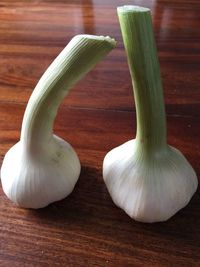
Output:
[
  {"xmin": 1, "ymin": 35, "xmax": 116, "ymax": 209},
  {"xmin": 103, "ymin": 6, "xmax": 198, "ymax": 223}
]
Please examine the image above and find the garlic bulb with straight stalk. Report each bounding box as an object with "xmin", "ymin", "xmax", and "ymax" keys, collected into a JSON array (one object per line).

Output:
[
  {"xmin": 1, "ymin": 34, "xmax": 116, "ymax": 209},
  {"xmin": 103, "ymin": 6, "xmax": 198, "ymax": 223}
]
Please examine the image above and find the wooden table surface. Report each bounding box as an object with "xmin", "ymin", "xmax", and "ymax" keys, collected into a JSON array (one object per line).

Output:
[{"xmin": 0, "ymin": 0, "xmax": 199, "ymax": 266}]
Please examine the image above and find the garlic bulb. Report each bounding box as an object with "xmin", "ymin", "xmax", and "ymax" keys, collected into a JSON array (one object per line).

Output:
[
  {"xmin": 1, "ymin": 35, "xmax": 116, "ymax": 208},
  {"xmin": 1, "ymin": 135, "xmax": 80, "ymax": 209},
  {"xmin": 103, "ymin": 6, "xmax": 198, "ymax": 222},
  {"xmin": 103, "ymin": 140, "xmax": 197, "ymax": 223}
]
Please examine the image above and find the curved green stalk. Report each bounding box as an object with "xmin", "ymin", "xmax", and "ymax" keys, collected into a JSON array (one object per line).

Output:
[
  {"xmin": 21, "ymin": 35, "xmax": 116, "ymax": 151},
  {"xmin": 117, "ymin": 6, "xmax": 166, "ymax": 153}
]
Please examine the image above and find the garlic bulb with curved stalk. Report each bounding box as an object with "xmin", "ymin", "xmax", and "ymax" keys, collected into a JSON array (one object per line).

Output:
[
  {"xmin": 1, "ymin": 34, "xmax": 116, "ymax": 209},
  {"xmin": 103, "ymin": 6, "xmax": 198, "ymax": 223}
]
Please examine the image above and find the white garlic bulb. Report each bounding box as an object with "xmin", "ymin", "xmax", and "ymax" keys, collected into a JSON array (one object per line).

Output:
[
  {"xmin": 103, "ymin": 140, "xmax": 198, "ymax": 222},
  {"xmin": 1, "ymin": 136, "xmax": 80, "ymax": 208}
]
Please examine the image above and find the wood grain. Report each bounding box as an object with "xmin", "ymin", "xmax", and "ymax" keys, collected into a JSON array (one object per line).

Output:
[{"xmin": 0, "ymin": 0, "xmax": 199, "ymax": 266}]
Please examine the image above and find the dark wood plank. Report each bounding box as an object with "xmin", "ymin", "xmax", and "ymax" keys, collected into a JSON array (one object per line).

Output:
[{"xmin": 0, "ymin": 0, "xmax": 200, "ymax": 266}]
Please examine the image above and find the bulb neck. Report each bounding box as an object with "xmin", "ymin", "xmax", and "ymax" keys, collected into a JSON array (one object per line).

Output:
[
  {"xmin": 20, "ymin": 35, "xmax": 116, "ymax": 153},
  {"xmin": 118, "ymin": 6, "xmax": 167, "ymax": 152}
]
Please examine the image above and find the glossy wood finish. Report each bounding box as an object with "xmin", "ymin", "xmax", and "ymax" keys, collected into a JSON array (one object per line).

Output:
[{"xmin": 0, "ymin": 0, "xmax": 199, "ymax": 266}]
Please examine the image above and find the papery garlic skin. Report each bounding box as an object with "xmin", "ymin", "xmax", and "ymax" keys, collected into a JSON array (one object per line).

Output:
[
  {"xmin": 103, "ymin": 140, "xmax": 198, "ymax": 223},
  {"xmin": 1, "ymin": 135, "xmax": 80, "ymax": 208}
]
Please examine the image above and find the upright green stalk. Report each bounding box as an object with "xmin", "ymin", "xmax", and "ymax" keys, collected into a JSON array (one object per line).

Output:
[
  {"xmin": 21, "ymin": 35, "xmax": 116, "ymax": 152},
  {"xmin": 117, "ymin": 6, "xmax": 166, "ymax": 153}
]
